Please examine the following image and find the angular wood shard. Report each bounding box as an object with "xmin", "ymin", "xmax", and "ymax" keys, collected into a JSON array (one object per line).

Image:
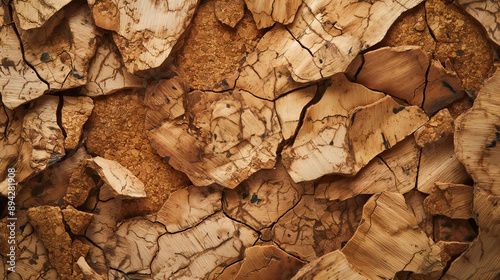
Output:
[
  {"xmin": 214, "ymin": 0, "xmax": 245, "ymax": 28},
  {"xmin": 245, "ymin": 0, "xmax": 302, "ymax": 29},
  {"xmin": 0, "ymin": 2, "xmax": 48, "ymax": 109},
  {"xmin": 12, "ymin": 0, "xmax": 72, "ymax": 30},
  {"xmin": 275, "ymin": 85, "xmax": 316, "ymax": 140},
  {"xmin": 291, "ymin": 250, "xmax": 369, "ymax": 280},
  {"xmin": 17, "ymin": 2, "xmax": 100, "ymax": 91},
  {"xmin": 424, "ymin": 183, "xmax": 474, "ymax": 219},
  {"xmin": 455, "ymin": 68, "xmax": 500, "ymax": 195},
  {"xmin": 283, "ymin": 75, "xmax": 428, "ymax": 182},
  {"xmin": 151, "ymin": 212, "xmax": 258, "ymax": 279},
  {"xmin": 236, "ymin": 0, "xmax": 424, "ymax": 100},
  {"xmin": 342, "ymin": 192, "xmax": 443, "ymax": 279},
  {"xmin": 414, "ymin": 109, "xmax": 454, "ymax": 147},
  {"xmin": 457, "ymin": 0, "xmax": 500, "ymax": 46},
  {"xmin": 62, "ymin": 96, "xmax": 94, "ymax": 150},
  {"xmin": 87, "ymin": 0, "xmax": 199, "ymax": 72},
  {"xmin": 81, "ymin": 36, "xmax": 144, "ymax": 97},
  {"xmin": 153, "ymin": 185, "xmax": 222, "ymax": 232},
  {"xmin": 146, "ymin": 77, "xmax": 282, "ymax": 188},
  {"xmin": 87, "ymin": 156, "xmax": 147, "ymax": 199},
  {"xmin": 223, "ymin": 163, "xmax": 311, "ymax": 231},
  {"xmin": 233, "ymin": 245, "xmax": 305, "ymax": 280},
  {"xmin": 316, "ymin": 137, "xmax": 420, "ymax": 201},
  {"xmin": 272, "ymin": 193, "xmax": 368, "ymax": 261},
  {"xmin": 62, "ymin": 205, "xmax": 94, "ymax": 235}
]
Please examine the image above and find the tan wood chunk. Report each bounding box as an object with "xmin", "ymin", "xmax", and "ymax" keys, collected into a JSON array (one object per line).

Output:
[
  {"xmin": 12, "ymin": 0, "xmax": 72, "ymax": 30},
  {"xmin": 290, "ymin": 250, "xmax": 369, "ymax": 280},
  {"xmin": 275, "ymin": 85, "xmax": 316, "ymax": 140},
  {"xmin": 146, "ymin": 78, "xmax": 282, "ymax": 189},
  {"xmin": 81, "ymin": 36, "xmax": 144, "ymax": 97},
  {"xmin": 417, "ymin": 135, "xmax": 471, "ymax": 193},
  {"xmin": 0, "ymin": 102, "xmax": 26, "ymax": 178},
  {"xmin": 87, "ymin": 156, "xmax": 146, "ymax": 199},
  {"xmin": 62, "ymin": 96, "xmax": 94, "ymax": 150},
  {"xmin": 424, "ymin": 60, "xmax": 464, "ymax": 114},
  {"xmin": 457, "ymin": 0, "xmax": 500, "ymax": 46},
  {"xmin": 0, "ymin": 2, "xmax": 48, "ymax": 109},
  {"xmin": 414, "ymin": 109, "xmax": 454, "ymax": 147},
  {"xmin": 213, "ymin": 262, "xmax": 243, "ymax": 280},
  {"xmin": 87, "ymin": 0, "xmax": 199, "ymax": 72},
  {"xmin": 271, "ymin": 193, "xmax": 368, "ymax": 261},
  {"xmin": 223, "ymin": 162, "xmax": 312, "ymax": 231},
  {"xmin": 153, "ymin": 185, "xmax": 222, "ymax": 232},
  {"xmin": 404, "ymin": 189, "xmax": 434, "ymax": 238},
  {"xmin": 76, "ymin": 257, "xmax": 104, "ymax": 280},
  {"xmin": 215, "ymin": 0, "xmax": 245, "ymax": 28},
  {"xmin": 85, "ymin": 195, "xmax": 124, "ymax": 249},
  {"xmin": 16, "ymin": 2, "xmax": 101, "ymax": 91},
  {"xmin": 233, "ymin": 245, "xmax": 305, "ymax": 280},
  {"xmin": 436, "ymin": 241, "xmax": 470, "ymax": 266},
  {"xmin": 245, "ymin": 0, "xmax": 302, "ymax": 29},
  {"xmin": 62, "ymin": 205, "xmax": 93, "ymax": 235},
  {"xmin": 316, "ymin": 137, "xmax": 420, "ymax": 201},
  {"xmin": 27, "ymin": 206, "xmax": 73, "ymax": 280},
  {"xmin": 236, "ymin": 0, "xmax": 424, "ymax": 100},
  {"xmin": 455, "ymin": 68, "xmax": 500, "ymax": 195},
  {"xmin": 342, "ymin": 192, "xmax": 444, "ymax": 279},
  {"xmin": 424, "ymin": 183, "xmax": 474, "ymax": 219},
  {"xmin": 474, "ymin": 189, "xmax": 500, "ymax": 233},
  {"xmin": 151, "ymin": 212, "xmax": 258, "ymax": 279}
]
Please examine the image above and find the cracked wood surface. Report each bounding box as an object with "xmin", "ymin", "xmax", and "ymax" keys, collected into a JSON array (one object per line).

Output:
[
  {"xmin": 12, "ymin": 0, "xmax": 72, "ymax": 30},
  {"xmin": 245, "ymin": 0, "xmax": 302, "ymax": 29},
  {"xmin": 275, "ymin": 85, "xmax": 316, "ymax": 140},
  {"xmin": 457, "ymin": 0, "xmax": 500, "ymax": 46},
  {"xmin": 341, "ymin": 192, "xmax": 444, "ymax": 279},
  {"xmin": 0, "ymin": 2, "xmax": 48, "ymax": 109},
  {"xmin": 87, "ymin": 0, "xmax": 199, "ymax": 72},
  {"xmin": 15, "ymin": 1, "xmax": 101, "ymax": 91},
  {"xmin": 236, "ymin": 0, "xmax": 424, "ymax": 100},
  {"xmin": 455, "ymin": 67, "xmax": 500, "ymax": 195},
  {"xmin": 423, "ymin": 183, "xmax": 474, "ymax": 219},
  {"xmin": 146, "ymin": 77, "xmax": 282, "ymax": 189},
  {"xmin": 283, "ymin": 74, "xmax": 428, "ymax": 182}
]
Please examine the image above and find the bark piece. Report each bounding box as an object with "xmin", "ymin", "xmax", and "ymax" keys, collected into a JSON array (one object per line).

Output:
[
  {"xmin": 233, "ymin": 245, "xmax": 305, "ymax": 280},
  {"xmin": 62, "ymin": 96, "xmax": 94, "ymax": 150},
  {"xmin": 0, "ymin": 2, "xmax": 48, "ymax": 109},
  {"xmin": 457, "ymin": 0, "xmax": 500, "ymax": 46},
  {"xmin": 12, "ymin": 0, "xmax": 72, "ymax": 30},
  {"xmin": 316, "ymin": 137, "xmax": 420, "ymax": 201},
  {"xmin": 414, "ymin": 108, "xmax": 454, "ymax": 147},
  {"xmin": 151, "ymin": 212, "xmax": 259, "ymax": 279},
  {"xmin": 424, "ymin": 183, "xmax": 474, "ymax": 219},
  {"xmin": 283, "ymin": 74, "xmax": 428, "ymax": 182},
  {"xmin": 291, "ymin": 250, "xmax": 369, "ymax": 280},
  {"xmin": 146, "ymin": 78, "xmax": 282, "ymax": 188},
  {"xmin": 214, "ymin": 0, "xmax": 245, "ymax": 28},
  {"xmin": 27, "ymin": 206, "xmax": 73, "ymax": 280},
  {"xmin": 341, "ymin": 192, "xmax": 443, "ymax": 279},
  {"xmin": 272, "ymin": 193, "xmax": 368, "ymax": 261},
  {"xmin": 87, "ymin": 156, "xmax": 147, "ymax": 199},
  {"xmin": 417, "ymin": 135, "xmax": 470, "ymax": 193},
  {"xmin": 81, "ymin": 36, "xmax": 144, "ymax": 97},
  {"xmin": 354, "ymin": 46, "xmax": 463, "ymax": 115},
  {"xmin": 245, "ymin": 0, "xmax": 302, "ymax": 29},
  {"xmin": 17, "ymin": 2, "xmax": 100, "ymax": 91},
  {"xmin": 153, "ymin": 185, "xmax": 222, "ymax": 232},
  {"xmin": 455, "ymin": 68, "xmax": 500, "ymax": 195},
  {"xmin": 275, "ymin": 85, "xmax": 316, "ymax": 140},
  {"xmin": 62, "ymin": 205, "xmax": 93, "ymax": 235},
  {"xmin": 223, "ymin": 162, "xmax": 311, "ymax": 231},
  {"xmin": 87, "ymin": 0, "xmax": 199, "ymax": 72},
  {"xmin": 236, "ymin": 0, "xmax": 424, "ymax": 100}
]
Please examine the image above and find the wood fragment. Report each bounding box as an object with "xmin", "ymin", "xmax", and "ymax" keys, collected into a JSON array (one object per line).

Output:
[
  {"xmin": 414, "ymin": 108, "xmax": 454, "ymax": 147},
  {"xmin": 76, "ymin": 257, "xmax": 104, "ymax": 280},
  {"xmin": 146, "ymin": 77, "xmax": 282, "ymax": 188},
  {"xmin": 454, "ymin": 67, "xmax": 500, "ymax": 195},
  {"xmin": 233, "ymin": 245, "xmax": 305, "ymax": 280},
  {"xmin": 12, "ymin": 0, "xmax": 72, "ymax": 30},
  {"xmin": 61, "ymin": 96, "xmax": 94, "ymax": 150},
  {"xmin": 341, "ymin": 192, "xmax": 444, "ymax": 279},
  {"xmin": 275, "ymin": 85, "xmax": 316, "ymax": 140},
  {"xmin": 424, "ymin": 183, "xmax": 474, "ymax": 219},
  {"xmin": 87, "ymin": 0, "xmax": 199, "ymax": 72},
  {"xmin": 214, "ymin": 0, "xmax": 245, "ymax": 28},
  {"xmin": 245, "ymin": 0, "xmax": 302, "ymax": 29},
  {"xmin": 62, "ymin": 205, "xmax": 93, "ymax": 235}
]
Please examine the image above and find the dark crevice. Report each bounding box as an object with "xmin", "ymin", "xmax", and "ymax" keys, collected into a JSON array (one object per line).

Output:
[
  {"xmin": 7, "ymin": 3, "xmax": 50, "ymax": 89},
  {"xmin": 271, "ymin": 240, "xmax": 307, "ymax": 262},
  {"xmin": 423, "ymin": 1, "xmax": 439, "ymax": 43},
  {"xmin": 56, "ymin": 95, "xmax": 67, "ymax": 138},
  {"xmin": 414, "ymin": 147, "xmax": 423, "ymax": 190},
  {"xmin": 377, "ymin": 155, "xmax": 399, "ymax": 192},
  {"xmin": 420, "ymin": 57, "xmax": 433, "ymax": 112},
  {"xmin": 351, "ymin": 54, "xmax": 365, "ymax": 82}
]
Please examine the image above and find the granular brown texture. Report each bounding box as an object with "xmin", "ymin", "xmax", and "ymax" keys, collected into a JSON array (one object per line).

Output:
[
  {"xmin": 175, "ymin": 0, "xmax": 266, "ymax": 90},
  {"xmin": 380, "ymin": 0, "xmax": 495, "ymax": 93},
  {"xmin": 84, "ymin": 90, "xmax": 190, "ymax": 213}
]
